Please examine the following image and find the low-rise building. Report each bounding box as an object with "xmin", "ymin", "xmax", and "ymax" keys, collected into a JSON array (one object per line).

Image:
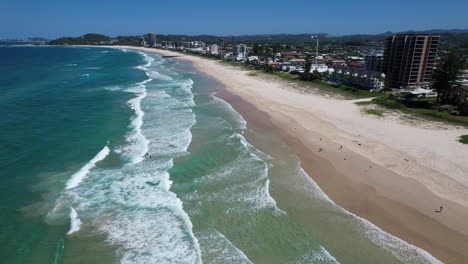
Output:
[
  {"xmin": 310, "ymin": 62, "xmax": 329, "ymax": 73},
  {"xmin": 364, "ymin": 53, "xmax": 383, "ymax": 72},
  {"xmin": 347, "ymin": 61, "xmax": 365, "ymax": 68},
  {"xmin": 331, "ymin": 67, "xmax": 384, "ymax": 90},
  {"xmin": 190, "ymin": 41, "xmax": 206, "ymax": 48},
  {"xmin": 288, "ymin": 58, "xmax": 306, "ymax": 66}
]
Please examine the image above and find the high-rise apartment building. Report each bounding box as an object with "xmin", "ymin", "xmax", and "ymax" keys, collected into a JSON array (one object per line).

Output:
[
  {"xmin": 383, "ymin": 34, "xmax": 440, "ymax": 88},
  {"xmin": 147, "ymin": 33, "xmax": 157, "ymax": 47}
]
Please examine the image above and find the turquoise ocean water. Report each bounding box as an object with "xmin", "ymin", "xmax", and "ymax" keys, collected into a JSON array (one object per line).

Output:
[{"xmin": 0, "ymin": 46, "xmax": 441, "ymax": 264}]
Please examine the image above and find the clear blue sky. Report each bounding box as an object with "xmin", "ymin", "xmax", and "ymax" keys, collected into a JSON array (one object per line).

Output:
[{"xmin": 1, "ymin": 0, "xmax": 467, "ymax": 39}]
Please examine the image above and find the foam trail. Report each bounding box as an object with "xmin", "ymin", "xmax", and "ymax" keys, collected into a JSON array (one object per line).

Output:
[
  {"xmin": 295, "ymin": 246, "xmax": 340, "ymax": 264},
  {"xmin": 126, "ymin": 92, "xmax": 149, "ymax": 163},
  {"xmin": 65, "ymin": 146, "xmax": 110, "ymax": 189},
  {"xmin": 211, "ymin": 96, "xmax": 247, "ymax": 130},
  {"xmin": 146, "ymin": 70, "xmax": 173, "ymax": 81},
  {"xmin": 120, "ymin": 78, "xmax": 152, "ymax": 163},
  {"xmin": 198, "ymin": 229, "xmax": 253, "ymax": 264},
  {"xmin": 236, "ymin": 133, "xmax": 284, "ymax": 213},
  {"xmin": 67, "ymin": 207, "xmax": 82, "ymax": 235}
]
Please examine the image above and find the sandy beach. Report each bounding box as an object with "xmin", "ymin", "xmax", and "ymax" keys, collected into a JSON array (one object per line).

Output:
[{"xmin": 110, "ymin": 46, "xmax": 468, "ymax": 263}]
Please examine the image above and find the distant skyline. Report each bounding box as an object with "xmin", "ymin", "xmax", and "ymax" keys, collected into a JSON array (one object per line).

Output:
[{"xmin": 1, "ymin": 0, "xmax": 468, "ymax": 39}]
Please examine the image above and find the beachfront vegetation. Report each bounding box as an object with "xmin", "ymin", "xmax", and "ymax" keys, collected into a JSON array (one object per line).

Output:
[
  {"xmin": 459, "ymin": 135, "xmax": 468, "ymax": 144},
  {"xmin": 372, "ymin": 95, "xmax": 468, "ymax": 126},
  {"xmin": 433, "ymin": 51, "xmax": 466, "ymax": 104},
  {"xmin": 364, "ymin": 109, "xmax": 384, "ymax": 117}
]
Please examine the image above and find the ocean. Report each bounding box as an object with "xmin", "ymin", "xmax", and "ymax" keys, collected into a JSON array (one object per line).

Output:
[{"xmin": 0, "ymin": 45, "xmax": 440, "ymax": 264}]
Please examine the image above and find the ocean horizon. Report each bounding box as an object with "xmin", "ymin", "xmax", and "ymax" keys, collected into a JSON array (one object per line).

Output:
[{"xmin": 0, "ymin": 45, "xmax": 441, "ymax": 264}]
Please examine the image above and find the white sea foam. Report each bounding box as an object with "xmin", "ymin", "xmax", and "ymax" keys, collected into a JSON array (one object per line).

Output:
[
  {"xmin": 138, "ymin": 51, "xmax": 155, "ymax": 67},
  {"xmin": 209, "ymin": 96, "xmax": 247, "ymax": 130},
  {"xmin": 296, "ymin": 168, "xmax": 336, "ymax": 204},
  {"xmin": 65, "ymin": 145, "xmax": 110, "ymax": 189},
  {"xmin": 235, "ymin": 133, "xmax": 283, "ymax": 213},
  {"xmin": 152, "ymin": 78, "xmax": 195, "ymax": 107},
  {"xmin": 198, "ymin": 229, "xmax": 253, "ymax": 264},
  {"xmin": 146, "ymin": 70, "xmax": 173, "ymax": 81},
  {"xmin": 85, "ymin": 67, "xmax": 102, "ymax": 70},
  {"xmin": 199, "ymin": 132, "xmax": 283, "ymax": 214},
  {"xmin": 174, "ymin": 78, "xmax": 195, "ymax": 107},
  {"xmin": 134, "ymin": 52, "xmax": 174, "ymax": 81},
  {"xmin": 67, "ymin": 52, "xmax": 202, "ymax": 263},
  {"xmin": 297, "ymin": 167, "xmax": 442, "ymax": 264},
  {"xmin": 142, "ymin": 88, "xmax": 196, "ymax": 155},
  {"xmin": 123, "ymin": 91, "xmax": 149, "ymax": 163},
  {"xmin": 356, "ymin": 217, "xmax": 442, "ymax": 264},
  {"xmin": 296, "ymin": 246, "xmax": 341, "ymax": 264},
  {"xmin": 79, "ymin": 160, "xmax": 202, "ymax": 263},
  {"xmin": 81, "ymin": 73, "xmax": 90, "ymax": 77},
  {"xmin": 50, "ymin": 52, "xmax": 206, "ymax": 263},
  {"xmin": 67, "ymin": 207, "xmax": 82, "ymax": 235},
  {"xmin": 104, "ymin": 85, "xmax": 121, "ymax": 91},
  {"xmin": 65, "ymin": 63, "xmax": 77, "ymax": 67},
  {"xmin": 118, "ymin": 77, "xmax": 153, "ymax": 163}
]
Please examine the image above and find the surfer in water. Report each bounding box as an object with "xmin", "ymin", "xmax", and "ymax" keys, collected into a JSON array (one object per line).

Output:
[{"xmin": 435, "ymin": 206, "xmax": 443, "ymax": 213}]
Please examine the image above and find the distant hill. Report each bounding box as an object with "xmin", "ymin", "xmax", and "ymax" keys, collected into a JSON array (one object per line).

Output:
[
  {"xmin": 379, "ymin": 29, "xmax": 468, "ymax": 35},
  {"xmin": 47, "ymin": 29, "xmax": 468, "ymax": 50},
  {"xmin": 48, "ymin": 33, "xmax": 110, "ymax": 45}
]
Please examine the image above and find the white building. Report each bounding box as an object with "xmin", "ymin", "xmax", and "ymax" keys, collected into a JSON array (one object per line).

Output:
[
  {"xmin": 190, "ymin": 41, "xmax": 206, "ymax": 48},
  {"xmin": 310, "ymin": 62, "xmax": 329, "ymax": 73},
  {"xmin": 210, "ymin": 44, "xmax": 219, "ymax": 55},
  {"xmin": 233, "ymin": 44, "xmax": 247, "ymax": 61},
  {"xmin": 247, "ymin": 56, "xmax": 259, "ymax": 62}
]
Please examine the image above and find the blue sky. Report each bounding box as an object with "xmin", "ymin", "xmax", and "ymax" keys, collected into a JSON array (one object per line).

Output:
[{"xmin": 1, "ymin": 0, "xmax": 467, "ymax": 38}]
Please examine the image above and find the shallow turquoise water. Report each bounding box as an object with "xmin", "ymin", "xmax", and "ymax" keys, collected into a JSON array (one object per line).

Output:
[{"xmin": 0, "ymin": 46, "xmax": 440, "ymax": 264}]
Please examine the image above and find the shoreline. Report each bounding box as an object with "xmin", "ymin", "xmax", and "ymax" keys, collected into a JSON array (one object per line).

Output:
[{"xmin": 104, "ymin": 46, "xmax": 468, "ymax": 263}]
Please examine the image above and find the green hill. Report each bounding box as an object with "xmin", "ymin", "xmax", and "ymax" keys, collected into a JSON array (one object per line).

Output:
[{"xmin": 48, "ymin": 33, "xmax": 110, "ymax": 45}]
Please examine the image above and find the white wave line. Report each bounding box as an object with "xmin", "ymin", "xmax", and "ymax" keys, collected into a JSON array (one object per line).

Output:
[
  {"xmin": 67, "ymin": 207, "xmax": 82, "ymax": 235},
  {"xmin": 297, "ymin": 167, "xmax": 442, "ymax": 264},
  {"xmin": 65, "ymin": 145, "xmax": 110, "ymax": 189}
]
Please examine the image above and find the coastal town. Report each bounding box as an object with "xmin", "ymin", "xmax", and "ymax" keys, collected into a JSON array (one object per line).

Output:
[
  {"xmin": 43, "ymin": 30, "xmax": 468, "ymax": 126},
  {"xmin": 134, "ymin": 33, "xmax": 466, "ymax": 95}
]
